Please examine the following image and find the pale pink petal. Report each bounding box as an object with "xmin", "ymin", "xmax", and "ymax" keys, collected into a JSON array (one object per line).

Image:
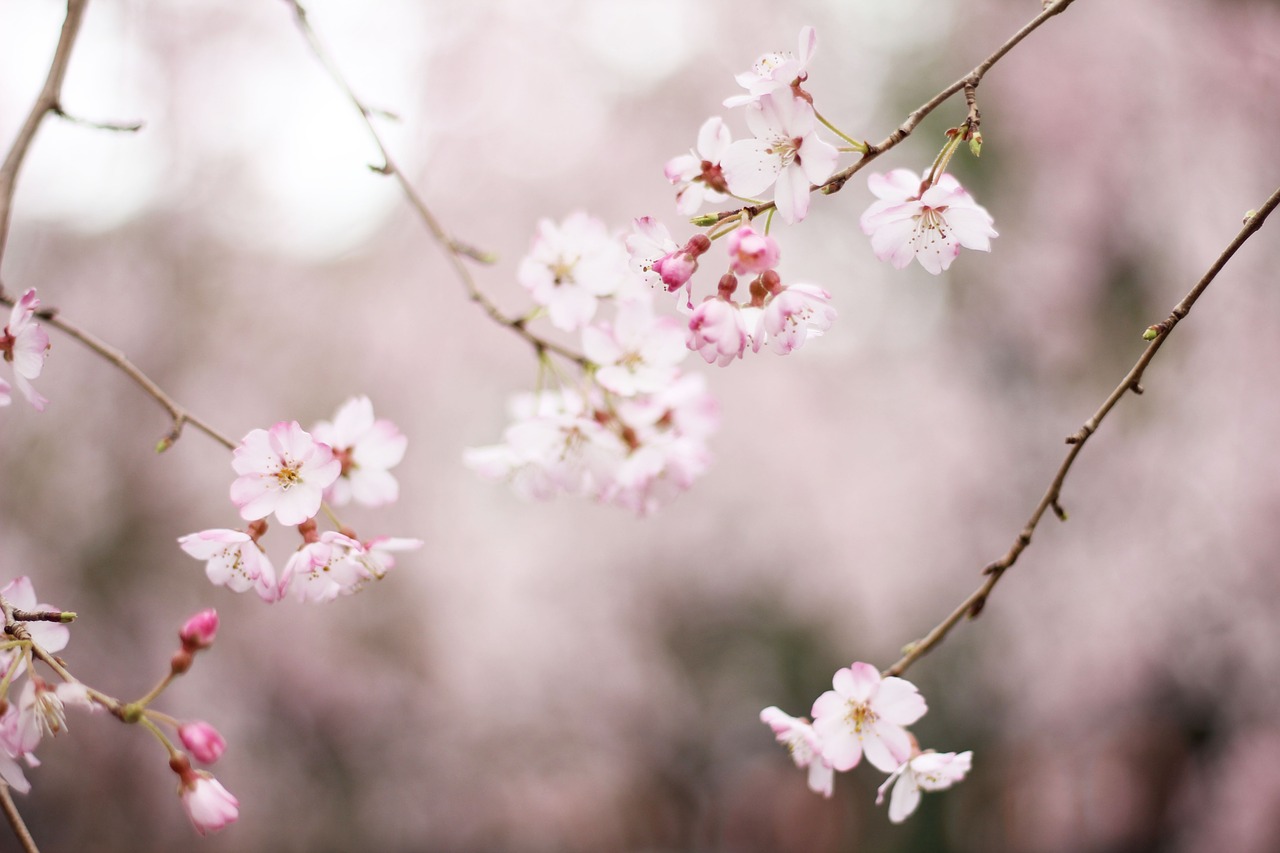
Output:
[{"xmin": 888, "ymin": 770, "xmax": 923, "ymax": 823}]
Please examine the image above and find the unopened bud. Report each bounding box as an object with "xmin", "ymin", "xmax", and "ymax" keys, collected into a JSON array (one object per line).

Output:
[
  {"xmin": 1244, "ymin": 209, "xmax": 1258, "ymax": 224},
  {"xmin": 968, "ymin": 131, "xmax": 983, "ymax": 158},
  {"xmin": 683, "ymin": 234, "xmax": 712, "ymax": 257},
  {"xmin": 180, "ymin": 608, "xmax": 219, "ymax": 651},
  {"xmin": 179, "ymin": 721, "xmax": 228, "ymax": 765},
  {"xmin": 1142, "ymin": 326, "xmax": 1160, "ymax": 341},
  {"xmin": 690, "ymin": 214, "xmax": 720, "ymax": 227}
]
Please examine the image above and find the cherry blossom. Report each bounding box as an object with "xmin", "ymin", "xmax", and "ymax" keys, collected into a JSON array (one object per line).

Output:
[
  {"xmin": 177, "ymin": 768, "xmax": 239, "ymax": 835},
  {"xmin": 518, "ymin": 212, "xmax": 628, "ymax": 331},
  {"xmin": 876, "ymin": 750, "xmax": 973, "ymax": 823},
  {"xmin": 687, "ymin": 298, "xmax": 749, "ymax": 366},
  {"xmin": 179, "ymin": 721, "xmax": 227, "ymax": 764},
  {"xmin": 721, "ymin": 93, "xmax": 838, "ymax": 224},
  {"xmin": 464, "ymin": 390, "xmax": 627, "ymax": 501},
  {"xmin": 0, "ymin": 288, "xmax": 51, "ymax": 412},
  {"xmin": 724, "ymin": 26, "xmax": 817, "ymax": 108},
  {"xmin": 760, "ymin": 706, "xmax": 835, "ymax": 798},
  {"xmin": 664, "ymin": 117, "xmax": 732, "ymax": 215},
  {"xmin": 281, "ymin": 531, "xmax": 368, "ymax": 603},
  {"xmin": 178, "ymin": 528, "xmax": 279, "ymax": 602},
  {"xmin": 726, "ymin": 225, "xmax": 781, "ymax": 275},
  {"xmin": 761, "ymin": 282, "xmax": 836, "ymax": 355},
  {"xmin": 583, "ymin": 300, "xmax": 687, "ymax": 396},
  {"xmin": 811, "ymin": 661, "xmax": 927, "ymax": 773},
  {"xmin": 310, "ymin": 396, "xmax": 407, "ymax": 508},
  {"xmin": 229, "ymin": 421, "xmax": 341, "ymax": 527},
  {"xmin": 357, "ymin": 535, "xmax": 424, "ymax": 581},
  {"xmin": 860, "ymin": 169, "xmax": 998, "ymax": 274},
  {"xmin": 625, "ymin": 217, "xmax": 711, "ymax": 301}
]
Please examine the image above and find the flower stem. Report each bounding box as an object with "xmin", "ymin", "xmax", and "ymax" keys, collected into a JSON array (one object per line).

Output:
[{"xmin": 814, "ymin": 110, "xmax": 868, "ymax": 152}]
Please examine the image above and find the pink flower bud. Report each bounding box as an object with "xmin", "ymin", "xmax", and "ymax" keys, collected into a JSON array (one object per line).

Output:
[
  {"xmin": 726, "ymin": 226, "xmax": 780, "ymax": 275},
  {"xmin": 180, "ymin": 609, "xmax": 218, "ymax": 651},
  {"xmin": 179, "ymin": 721, "xmax": 227, "ymax": 764}
]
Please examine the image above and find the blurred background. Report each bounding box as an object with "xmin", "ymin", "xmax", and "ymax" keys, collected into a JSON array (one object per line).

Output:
[{"xmin": 2, "ymin": 0, "xmax": 1280, "ymax": 850}]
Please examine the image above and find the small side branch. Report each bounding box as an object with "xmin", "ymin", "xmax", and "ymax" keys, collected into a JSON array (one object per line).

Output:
[
  {"xmin": 0, "ymin": 783, "xmax": 39, "ymax": 853},
  {"xmin": 883, "ymin": 182, "xmax": 1280, "ymax": 678},
  {"xmin": 0, "ymin": 0, "xmax": 91, "ymax": 270},
  {"xmin": 281, "ymin": 0, "xmax": 588, "ymax": 368},
  {"xmin": 0, "ymin": 288, "xmax": 236, "ymax": 451}
]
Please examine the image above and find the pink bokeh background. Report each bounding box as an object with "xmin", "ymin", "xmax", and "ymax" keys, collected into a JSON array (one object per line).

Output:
[{"xmin": 3, "ymin": 0, "xmax": 1280, "ymax": 850}]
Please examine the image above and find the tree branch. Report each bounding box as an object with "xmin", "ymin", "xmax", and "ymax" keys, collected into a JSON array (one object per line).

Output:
[
  {"xmin": 718, "ymin": 0, "xmax": 1081, "ymax": 221},
  {"xmin": 0, "ymin": 783, "xmax": 39, "ymax": 853},
  {"xmin": 0, "ymin": 0, "xmax": 90, "ymax": 271},
  {"xmin": 0, "ymin": 288, "xmax": 236, "ymax": 451},
  {"xmin": 281, "ymin": 0, "xmax": 589, "ymax": 368},
  {"xmin": 883, "ymin": 183, "xmax": 1280, "ymax": 678}
]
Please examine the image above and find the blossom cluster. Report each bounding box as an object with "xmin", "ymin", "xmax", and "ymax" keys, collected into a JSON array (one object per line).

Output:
[
  {"xmin": 0, "ymin": 582, "xmax": 236, "ymax": 834},
  {"xmin": 762, "ymin": 661, "xmax": 971, "ymax": 822},
  {"xmin": 0, "ymin": 578, "xmax": 88, "ymax": 794},
  {"xmin": 180, "ymin": 397, "xmax": 422, "ymax": 602},
  {"xmin": 466, "ymin": 222, "xmax": 719, "ymax": 515}
]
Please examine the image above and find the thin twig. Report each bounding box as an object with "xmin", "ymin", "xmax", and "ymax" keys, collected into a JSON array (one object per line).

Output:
[
  {"xmin": 717, "ymin": 0, "xmax": 1080, "ymax": 222},
  {"xmin": 281, "ymin": 0, "xmax": 589, "ymax": 368},
  {"xmin": 0, "ymin": 0, "xmax": 90, "ymax": 270},
  {"xmin": 11, "ymin": 610, "xmax": 75, "ymax": 624},
  {"xmin": 0, "ymin": 289, "xmax": 236, "ymax": 451},
  {"xmin": 0, "ymin": 783, "xmax": 39, "ymax": 853},
  {"xmin": 52, "ymin": 106, "xmax": 144, "ymax": 134},
  {"xmin": 883, "ymin": 183, "xmax": 1280, "ymax": 678}
]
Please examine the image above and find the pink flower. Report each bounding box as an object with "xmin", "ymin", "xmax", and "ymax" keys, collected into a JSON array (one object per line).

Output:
[
  {"xmin": 583, "ymin": 301, "xmax": 687, "ymax": 397},
  {"xmin": 0, "ymin": 289, "xmax": 51, "ymax": 411},
  {"xmin": 356, "ymin": 536, "xmax": 424, "ymax": 580},
  {"xmin": 229, "ymin": 422, "xmax": 341, "ymax": 527},
  {"xmin": 281, "ymin": 532, "xmax": 370, "ymax": 603},
  {"xmin": 876, "ymin": 750, "xmax": 973, "ymax": 823},
  {"xmin": 860, "ymin": 169, "xmax": 997, "ymax": 274},
  {"xmin": 465, "ymin": 390, "xmax": 627, "ymax": 501},
  {"xmin": 761, "ymin": 283, "xmax": 836, "ymax": 355},
  {"xmin": 761, "ymin": 706, "xmax": 835, "ymax": 798},
  {"xmin": 310, "ymin": 397, "xmax": 407, "ymax": 507},
  {"xmin": 179, "ymin": 609, "xmax": 219, "ymax": 650},
  {"xmin": 178, "ymin": 529, "xmax": 279, "ymax": 602},
  {"xmin": 625, "ymin": 218, "xmax": 710, "ymax": 300},
  {"xmin": 518, "ymin": 213, "xmax": 627, "ymax": 331},
  {"xmin": 721, "ymin": 93, "xmax": 838, "ymax": 224},
  {"xmin": 178, "ymin": 771, "xmax": 239, "ymax": 835},
  {"xmin": 687, "ymin": 298, "xmax": 757, "ymax": 366},
  {"xmin": 179, "ymin": 721, "xmax": 227, "ymax": 764},
  {"xmin": 664, "ymin": 117, "xmax": 732, "ymax": 215},
  {"xmin": 726, "ymin": 226, "xmax": 780, "ymax": 275},
  {"xmin": 811, "ymin": 661, "xmax": 927, "ymax": 773},
  {"xmin": 724, "ymin": 26, "xmax": 818, "ymax": 108}
]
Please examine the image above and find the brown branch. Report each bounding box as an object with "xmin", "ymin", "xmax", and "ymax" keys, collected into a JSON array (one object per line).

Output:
[
  {"xmin": 883, "ymin": 183, "xmax": 1280, "ymax": 678},
  {"xmin": 0, "ymin": 0, "xmax": 90, "ymax": 271},
  {"xmin": 0, "ymin": 289, "xmax": 236, "ymax": 451},
  {"xmin": 11, "ymin": 610, "xmax": 75, "ymax": 624},
  {"xmin": 0, "ymin": 783, "xmax": 39, "ymax": 853},
  {"xmin": 718, "ymin": 0, "xmax": 1079, "ymax": 222},
  {"xmin": 281, "ymin": 0, "xmax": 589, "ymax": 369}
]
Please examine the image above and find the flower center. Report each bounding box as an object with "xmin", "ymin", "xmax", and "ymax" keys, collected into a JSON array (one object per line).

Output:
[
  {"xmin": 274, "ymin": 464, "xmax": 302, "ymax": 491},
  {"xmin": 845, "ymin": 701, "xmax": 877, "ymax": 734},
  {"xmin": 767, "ymin": 136, "xmax": 802, "ymax": 167}
]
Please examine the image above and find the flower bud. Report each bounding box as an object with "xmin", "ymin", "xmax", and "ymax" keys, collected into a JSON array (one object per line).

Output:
[
  {"xmin": 180, "ymin": 609, "xmax": 219, "ymax": 651},
  {"xmin": 179, "ymin": 721, "xmax": 228, "ymax": 764}
]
